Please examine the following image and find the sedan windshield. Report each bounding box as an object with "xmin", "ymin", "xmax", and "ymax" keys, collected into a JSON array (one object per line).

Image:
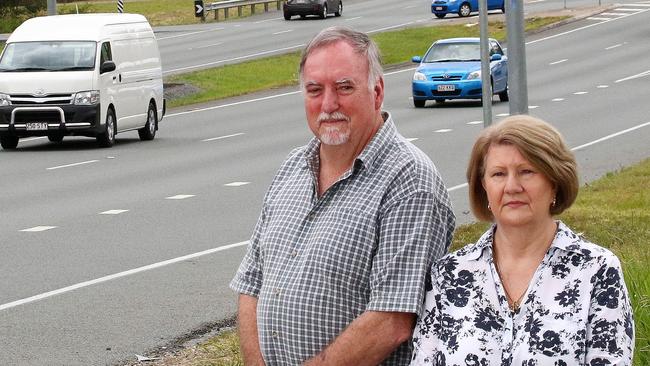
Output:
[
  {"xmin": 423, "ymin": 42, "xmax": 481, "ymax": 63},
  {"xmin": 0, "ymin": 41, "xmax": 97, "ymax": 72}
]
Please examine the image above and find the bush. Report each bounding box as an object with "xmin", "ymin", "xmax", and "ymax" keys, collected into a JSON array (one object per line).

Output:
[{"xmin": 0, "ymin": 0, "xmax": 46, "ymax": 33}]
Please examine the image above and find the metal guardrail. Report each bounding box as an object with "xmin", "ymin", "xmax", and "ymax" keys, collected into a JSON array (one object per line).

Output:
[{"xmin": 203, "ymin": 0, "xmax": 283, "ymax": 21}]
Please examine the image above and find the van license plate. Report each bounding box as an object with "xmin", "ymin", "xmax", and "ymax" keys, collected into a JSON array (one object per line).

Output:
[
  {"xmin": 26, "ymin": 123, "xmax": 48, "ymax": 131},
  {"xmin": 437, "ymin": 84, "xmax": 455, "ymax": 92},
  {"xmin": 435, "ymin": 6, "xmax": 443, "ymax": 10}
]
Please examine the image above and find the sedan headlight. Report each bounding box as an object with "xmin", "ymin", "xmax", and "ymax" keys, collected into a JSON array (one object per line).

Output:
[
  {"xmin": 413, "ymin": 72, "xmax": 427, "ymax": 81},
  {"xmin": 0, "ymin": 92, "xmax": 11, "ymax": 106},
  {"xmin": 467, "ymin": 70, "xmax": 481, "ymax": 80},
  {"xmin": 73, "ymin": 90, "xmax": 100, "ymax": 105}
]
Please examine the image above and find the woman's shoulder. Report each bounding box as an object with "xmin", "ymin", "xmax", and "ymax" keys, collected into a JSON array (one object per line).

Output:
[{"xmin": 433, "ymin": 226, "xmax": 494, "ymax": 273}]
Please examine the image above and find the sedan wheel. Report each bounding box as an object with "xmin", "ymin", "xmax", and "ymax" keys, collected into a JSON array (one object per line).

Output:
[
  {"xmin": 459, "ymin": 3, "xmax": 471, "ymax": 17},
  {"xmin": 334, "ymin": 2, "xmax": 342, "ymax": 16},
  {"xmin": 284, "ymin": 11, "xmax": 291, "ymax": 20},
  {"xmin": 435, "ymin": 13, "xmax": 446, "ymax": 18},
  {"xmin": 413, "ymin": 99, "xmax": 426, "ymax": 108},
  {"xmin": 320, "ymin": 4, "xmax": 327, "ymax": 18}
]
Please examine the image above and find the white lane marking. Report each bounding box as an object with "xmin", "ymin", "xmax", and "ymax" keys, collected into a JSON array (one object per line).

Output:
[
  {"xmin": 273, "ymin": 29, "xmax": 293, "ymax": 35},
  {"xmin": 0, "ymin": 241, "xmax": 250, "ymax": 312},
  {"xmin": 435, "ymin": 129, "xmax": 452, "ymax": 133},
  {"xmin": 467, "ymin": 120, "xmax": 483, "ymax": 125},
  {"xmin": 21, "ymin": 136, "xmax": 46, "ymax": 143},
  {"xmin": 46, "ymin": 160, "xmax": 99, "ymax": 171},
  {"xmin": 549, "ymin": 59, "xmax": 568, "ymax": 65},
  {"xmin": 8, "ymin": 121, "xmax": 650, "ymax": 310},
  {"xmin": 202, "ymin": 132, "xmax": 245, "ymax": 142},
  {"xmin": 403, "ymin": 5, "xmax": 416, "ymax": 9},
  {"xmin": 346, "ymin": 16, "xmax": 362, "ymax": 21},
  {"xmin": 367, "ymin": 22, "xmax": 414, "ymax": 34},
  {"xmin": 20, "ymin": 226, "xmax": 57, "ymax": 232},
  {"xmin": 552, "ymin": 98, "xmax": 565, "ymax": 102},
  {"xmin": 621, "ymin": 3, "xmax": 650, "ymax": 5},
  {"xmin": 597, "ymin": 85, "xmax": 609, "ymax": 88},
  {"xmin": 615, "ymin": 70, "xmax": 650, "ymax": 83},
  {"xmin": 406, "ymin": 138, "xmax": 419, "ymax": 142},
  {"xmin": 190, "ymin": 42, "xmax": 224, "ymax": 50},
  {"xmin": 587, "ymin": 17, "xmax": 611, "ymax": 21},
  {"xmin": 100, "ymin": 210, "xmax": 129, "ymax": 215},
  {"xmin": 601, "ymin": 12, "xmax": 631, "ymax": 16},
  {"xmin": 573, "ymin": 91, "xmax": 589, "ymax": 95},
  {"xmin": 157, "ymin": 27, "xmax": 225, "ymax": 41},
  {"xmin": 465, "ymin": 22, "xmax": 479, "ymax": 27},
  {"xmin": 614, "ymin": 7, "xmax": 646, "ymax": 11},
  {"xmin": 167, "ymin": 91, "xmax": 301, "ymax": 118},
  {"xmin": 166, "ymin": 194, "xmax": 195, "ymax": 200},
  {"xmin": 224, "ymin": 181, "xmax": 251, "ymax": 187},
  {"xmin": 528, "ymin": 0, "xmax": 545, "ymax": 3},
  {"xmin": 254, "ymin": 17, "xmax": 283, "ymax": 23},
  {"xmin": 529, "ymin": 105, "xmax": 539, "ymax": 109},
  {"xmin": 164, "ymin": 44, "xmax": 305, "ymax": 74},
  {"xmin": 496, "ymin": 113, "xmax": 510, "ymax": 117},
  {"xmin": 572, "ymin": 121, "xmax": 650, "ymax": 151},
  {"xmin": 605, "ymin": 43, "xmax": 623, "ymax": 50}
]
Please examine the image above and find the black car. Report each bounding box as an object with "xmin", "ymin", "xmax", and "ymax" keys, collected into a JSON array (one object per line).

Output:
[{"xmin": 283, "ymin": 0, "xmax": 342, "ymax": 20}]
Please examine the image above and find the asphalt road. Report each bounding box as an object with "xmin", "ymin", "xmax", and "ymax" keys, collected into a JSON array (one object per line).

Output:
[{"xmin": 1, "ymin": 2, "xmax": 649, "ymax": 365}]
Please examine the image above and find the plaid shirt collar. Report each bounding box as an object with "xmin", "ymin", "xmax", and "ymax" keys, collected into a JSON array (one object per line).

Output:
[{"xmin": 302, "ymin": 112, "xmax": 395, "ymax": 177}]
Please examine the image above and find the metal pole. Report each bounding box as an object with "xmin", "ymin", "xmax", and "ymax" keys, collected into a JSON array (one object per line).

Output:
[
  {"xmin": 479, "ymin": 0, "xmax": 492, "ymax": 127},
  {"xmin": 47, "ymin": 0, "xmax": 56, "ymax": 15},
  {"xmin": 506, "ymin": 0, "xmax": 529, "ymax": 115},
  {"xmin": 117, "ymin": 0, "xmax": 124, "ymax": 13}
]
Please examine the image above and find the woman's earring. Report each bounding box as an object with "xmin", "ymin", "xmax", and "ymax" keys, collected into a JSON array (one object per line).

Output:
[
  {"xmin": 552, "ymin": 197, "xmax": 557, "ymax": 207},
  {"xmin": 487, "ymin": 203, "xmax": 491, "ymax": 211}
]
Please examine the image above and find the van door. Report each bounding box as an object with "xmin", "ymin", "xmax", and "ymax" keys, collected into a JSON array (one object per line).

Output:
[
  {"xmin": 98, "ymin": 42, "xmax": 117, "ymax": 130},
  {"xmin": 112, "ymin": 38, "xmax": 143, "ymax": 131}
]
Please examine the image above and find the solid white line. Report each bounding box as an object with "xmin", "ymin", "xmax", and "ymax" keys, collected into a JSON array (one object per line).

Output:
[
  {"xmin": 224, "ymin": 181, "xmax": 251, "ymax": 187},
  {"xmin": 613, "ymin": 7, "xmax": 646, "ymax": 11},
  {"xmin": 157, "ymin": 27, "xmax": 224, "ymax": 41},
  {"xmin": 202, "ymin": 132, "xmax": 245, "ymax": 142},
  {"xmin": 549, "ymin": 59, "xmax": 568, "ymax": 65},
  {"xmin": 406, "ymin": 138, "xmax": 419, "ymax": 142},
  {"xmin": 191, "ymin": 42, "xmax": 224, "ymax": 50},
  {"xmin": 167, "ymin": 91, "xmax": 301, "ymax": 118},
  {"xmin": 0, "ymin": 241, "xmax": 250, "ymax": 312},
  {"xmin": 605, "ymin": 43, "xmax": 623, "ymax": 50},
  {"xmin": 20, "ymin": 226, "xmax": 57, "ymax": 232},
  {"xmin": 346, "ymin": 16, "xmax": 362, "ymax": 21},
  {"xmin": 367, "ymin": 22, "xmax": 414, "ymax": 34},
  {"xmin": 621, "ymin": 3, "xmax": 650, "ymax": 5},
  {"xmin": 46, "ymin": 160, "xmax": 99, "ymax": 171},
  {"xmin": 100, "ymin": 210, "xmax": 129, "ymax": 215},
  {"xmin": 615, "ymin": 70, "xmax": 650, "ymax": 83},
  {"xmin": 273, "ymin": 30, "xmax": 293, "ymax": 35},
  {"xmin": 586, "ymin": 17, "xmax": 611, "ymax": 21},
  {"xmin": 254, "ymin": 17, "xmax": 283, "ymax": 23},
  {"xmin": 447, "ymin": 183, "xmax": 468, "ymax": 192},
  {"xmin": 166, "ymin": 194, "xmax": 195, "ymax": 200},
  {"xmin": 601, "ymin": 12, "xmax": 630, "ymax": 16},
  {"xmin": 164, "ymin": 44, "xmax": 305, "ymax": 74},
  {"xmin": 572, "ymin": 121, "xmax": 650, "ymax": 151}
]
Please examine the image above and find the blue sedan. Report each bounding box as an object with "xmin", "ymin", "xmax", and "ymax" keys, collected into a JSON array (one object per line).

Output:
[
  {"xmin": 431, "ymin": 0, "xmax": 505, "ymax": 18},
  {"xmin": 411, "ymin": 37, "xmax": 508, "ymax": 108}
]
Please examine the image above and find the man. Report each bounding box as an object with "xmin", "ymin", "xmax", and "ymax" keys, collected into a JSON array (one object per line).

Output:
[{"xmin": 230, "ymin": 26, "xmax": 455, "ymax": 365}]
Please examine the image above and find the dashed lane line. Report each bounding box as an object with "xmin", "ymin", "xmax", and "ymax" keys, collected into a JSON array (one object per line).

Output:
[
  {"xmin": 46, "ymin": 160, "xmax": 99, "ymax": 171},
  {"xmin": 165, "ymin": 194, "xmax": 195, "ymax": 200},
  {"xmin": 20, "ymin": 226, "xmax": 57, "ymax": 232}
]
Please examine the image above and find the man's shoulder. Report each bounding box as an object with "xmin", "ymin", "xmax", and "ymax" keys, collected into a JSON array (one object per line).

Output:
[{"xmin": 377, "ymin": 135, "xmax": 443, "ymax": 192}]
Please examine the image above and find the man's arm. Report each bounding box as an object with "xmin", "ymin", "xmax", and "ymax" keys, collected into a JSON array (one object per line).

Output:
[
  {"xmin": 238, "ymin": 294, "xmax": 266, "ymax": 366},
  {"xmin": 304, "ymin": 311, "xmax": 415, "ymax": 366}
]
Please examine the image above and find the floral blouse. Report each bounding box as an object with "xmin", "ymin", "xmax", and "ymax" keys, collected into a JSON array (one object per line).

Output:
[{"xmin": 411, "ymin": 221, "xmax": 635, "ymax": 366}]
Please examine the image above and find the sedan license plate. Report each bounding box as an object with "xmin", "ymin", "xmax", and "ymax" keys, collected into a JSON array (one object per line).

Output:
[
  {"xmin": 26, "ymin": 122, "xmax": 48, "ymax": 131},
  {"xmin": 437, "ymin": 84, "xmax": 455, "ymax": 92},
  {"xmin": 435, "ymin": 6, "xmax": 443, "ymax": 10}
]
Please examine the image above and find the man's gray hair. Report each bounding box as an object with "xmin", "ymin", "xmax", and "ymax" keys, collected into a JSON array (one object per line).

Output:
[{"xmin": 299, "ymin": 26, "xmax": 383, "ymax": 90}]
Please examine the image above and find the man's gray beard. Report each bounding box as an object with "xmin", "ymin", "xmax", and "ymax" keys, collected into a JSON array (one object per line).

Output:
[{"xmin": 320, "ymin": 126, "xmax": 350, "ymax": 145}]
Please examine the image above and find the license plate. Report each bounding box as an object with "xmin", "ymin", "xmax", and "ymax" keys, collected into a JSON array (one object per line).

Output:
[
  {"xmin": 435, "ymin": 6, "xmax": 443, "ymax": 10},
  {"xmin": 437, "ymin": 84, "xmax": 455, "ymax": 92},
  {"xmin": 26, "ymin": 122, "xmax": 48, "ymax": 131}
]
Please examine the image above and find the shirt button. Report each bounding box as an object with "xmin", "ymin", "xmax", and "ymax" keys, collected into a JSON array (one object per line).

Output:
[
  {"xmin": 274, "ymin": 288, "xmax": 281, "ymax": 296},
  {"xmin": 307, "ymin": 212, "xmax": 315, "ymax": 220},
  {"xmin": 272, "ymin": 331, "xmax": 278, "ymax": 338},
  {"xmin": 291, "ymin": 250, "xmax": 298, "ymax": 258}
]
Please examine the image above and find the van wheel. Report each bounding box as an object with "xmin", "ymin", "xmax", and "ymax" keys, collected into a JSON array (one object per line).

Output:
[
  {"xmin": 0, "ymin": 134, "xmax": 19, "ymax": 149},
  {"xmin": 48, "ymin": 133, "xmax": 64, "ymax": 143},
  {"xmin": 97, "ymin": 108, "xmax": 116, "ymax": 147},
  {"xmin": 138, "ymin": 102, "xmax": 157, "ymax": 141}
]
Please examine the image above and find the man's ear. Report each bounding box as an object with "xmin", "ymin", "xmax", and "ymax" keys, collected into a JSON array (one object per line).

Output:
[{"xmin": 374, "ymin": 77, "xmax": 385, "ymax": 111}]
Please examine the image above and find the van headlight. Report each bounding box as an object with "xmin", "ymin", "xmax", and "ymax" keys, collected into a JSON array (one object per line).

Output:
[
  {"xmin": 73, "ymin": 90, "xmax": 100, "ymax": 105},
  {"xmin": 467, "ymin": 70, "xmax": 481, "ymax": 80},
  {"xmin": 0, "ymin": 93, "xmax": 11, "ymax": 106},
  {"xmin": 413, "ymin": 72, "xmax": 427, "ymax": 81}
]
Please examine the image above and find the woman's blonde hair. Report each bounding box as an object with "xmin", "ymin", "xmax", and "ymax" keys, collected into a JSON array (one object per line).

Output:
[{"xmin": 466, "ymin": 115, "xmax": 579, "ymax": 222}]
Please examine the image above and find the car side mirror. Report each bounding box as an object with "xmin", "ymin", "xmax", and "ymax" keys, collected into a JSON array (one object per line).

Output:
[
  {"xmin": 490, "ymin": 54, "xmax": 502, "ymax": 61},
  {"xmin": 412, "ymin": 56, "xmax": 422, "ymax": 63},
  {"xmin": 100, "ymin": 61, "xmax": 116, "ymax": 74}
]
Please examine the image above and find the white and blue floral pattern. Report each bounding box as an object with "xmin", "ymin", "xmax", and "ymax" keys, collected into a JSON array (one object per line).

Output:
[{"xmin": 411, "ymin": 221, "xmax": 634, "ymax": 366}]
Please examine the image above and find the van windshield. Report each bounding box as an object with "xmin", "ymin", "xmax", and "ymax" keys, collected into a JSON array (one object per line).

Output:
[{"xmin": 0, "ymin": 41, "xmax": 97, "ymax": 72}]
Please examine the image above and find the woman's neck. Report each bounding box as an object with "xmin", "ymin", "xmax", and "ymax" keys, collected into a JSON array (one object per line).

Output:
[{"xmin": 493, "ymin": 218, "xmax": 558, "ymax": 262}]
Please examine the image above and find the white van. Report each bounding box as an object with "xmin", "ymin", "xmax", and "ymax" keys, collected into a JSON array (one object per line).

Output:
[{"xmin": 0, "ymin": 13, "xmax": 165, "ymax": 149}]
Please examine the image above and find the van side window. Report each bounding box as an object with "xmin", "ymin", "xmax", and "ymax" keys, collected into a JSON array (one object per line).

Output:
[{"xmin": 100, "ymin": 42, "xmax": 113, "ymax": 64}]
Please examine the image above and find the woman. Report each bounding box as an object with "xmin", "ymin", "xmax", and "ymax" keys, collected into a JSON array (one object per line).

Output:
[{"xmin": 411, "ymin": 115, "xmax": 634, "ymax": 365}]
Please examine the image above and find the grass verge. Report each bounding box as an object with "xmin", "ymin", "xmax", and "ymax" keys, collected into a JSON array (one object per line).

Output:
[
  {"xmin": 141, "ymin": 157, "xmax": 649, "ymax": 365},
  {"xmin": 166, "ymin": 16, "xmax": 566, "ymax": 108}
]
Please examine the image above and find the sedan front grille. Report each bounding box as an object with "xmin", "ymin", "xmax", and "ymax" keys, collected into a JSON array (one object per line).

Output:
[{"xmin": 432, "ymin": 76, "xmax": 462, "ymax": 81}]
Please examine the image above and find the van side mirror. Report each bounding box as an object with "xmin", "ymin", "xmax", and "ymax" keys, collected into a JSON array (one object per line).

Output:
[
  {"xmin": 490, "ymin": 54, "xmax": 502, "ymax": 61},
  {"xmin": 100, "ymin": 61, "xmax": 116, "ymax": 74}
]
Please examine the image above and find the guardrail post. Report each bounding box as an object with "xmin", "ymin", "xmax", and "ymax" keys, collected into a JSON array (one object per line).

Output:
[
  {"xmin": 264, "ymin": 2, "xmax": 268, "ymax": 12},
  {"xmin": 251, "ymin": 4, "xmax": 255, "ymax": 14},
  {"xmin": 238, "ymin": 5, "xmax": 243, "ymax": 16},
  {"xmin": 214, "ymin": 8, "xmax": 218, "ymax": 20},
  {"xmin": 225, "ymin": 7, "xmax": 229, "ymax": 18},
  {"xmin": 277, "ymin": 0, "xmax": 281, "ymax": 10}
]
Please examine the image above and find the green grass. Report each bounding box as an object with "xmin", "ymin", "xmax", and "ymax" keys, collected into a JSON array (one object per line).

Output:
[
  {"xmin": 149, "ymin": 157, "xmax": 649, "ymax": 365},
  {"xmin": 166, "ymin": 16, "xmax": 567, "ymax": 108},
  {"xmin": 56, "ymin": 0, "xmax": 277, "ymax": 26}
]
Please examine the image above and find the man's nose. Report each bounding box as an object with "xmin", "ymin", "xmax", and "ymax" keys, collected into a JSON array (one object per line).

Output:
[{"xmin": 321, "ymin": 87, "xmax": 339, "ymax": 113}]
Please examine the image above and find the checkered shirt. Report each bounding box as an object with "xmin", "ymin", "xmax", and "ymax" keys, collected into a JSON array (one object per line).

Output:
[{"xmin": 230, "ymin": 113, "xmax": 455, "ymax": 365}]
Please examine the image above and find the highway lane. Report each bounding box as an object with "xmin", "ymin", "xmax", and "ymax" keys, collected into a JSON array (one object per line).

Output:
[{"xmin": 1, "ymin": 8, "xmax": 650, "ymax": 365}]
